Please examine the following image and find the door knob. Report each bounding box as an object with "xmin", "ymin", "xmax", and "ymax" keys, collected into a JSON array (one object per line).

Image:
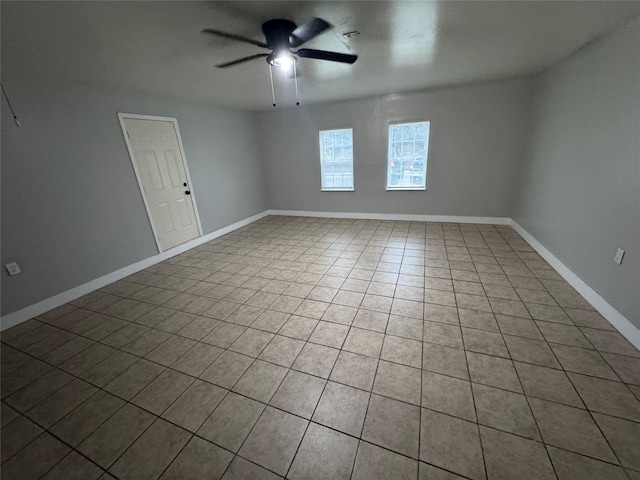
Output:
[{"xmin": 185, "ymin": 190, "xmax": 191, "ymax": 195}]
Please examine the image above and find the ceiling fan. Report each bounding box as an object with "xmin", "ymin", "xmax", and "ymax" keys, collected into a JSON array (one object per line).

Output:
[{"xmin": 202, "ymin": 17, "xmax": 358, "ymax": 69}]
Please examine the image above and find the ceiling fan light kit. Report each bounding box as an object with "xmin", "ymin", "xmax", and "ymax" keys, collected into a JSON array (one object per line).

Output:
[
  {"xmin": 202, "ymin": 17, "xmax": 358, "ymax": 108},
  {"xmin": 267, "ymin": 52, "xmax": 295, "ymax": 68}
]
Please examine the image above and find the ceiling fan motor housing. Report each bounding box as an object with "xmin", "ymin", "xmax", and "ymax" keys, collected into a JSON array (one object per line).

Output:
[{"xmin": 261, "ymin": 19, "xmax": 297, "ymax": 54}]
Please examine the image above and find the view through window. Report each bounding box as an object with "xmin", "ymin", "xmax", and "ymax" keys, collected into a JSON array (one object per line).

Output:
[
  {"xmin": 319, "ymin": 128, "xmax": 354, "ymax": 191},
  {"xmin": 387, "ymin": 121, "xmax": 430, "ymax": 190}
]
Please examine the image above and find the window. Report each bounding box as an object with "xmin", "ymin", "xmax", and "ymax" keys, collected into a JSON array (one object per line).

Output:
[
  {"xmin": 386, "ymin": 121, "xmax": 430, "ymax": 190},
  {"xmin": 319, "ymin": 128, "xmax": 354, "ymax": 191}
]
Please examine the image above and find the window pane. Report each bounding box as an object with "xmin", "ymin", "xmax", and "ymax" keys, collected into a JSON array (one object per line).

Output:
[
  {"xmin": 387, "ymin": 121, "xmax": 430, "ymax": 190},
  {"xmin": 319, "ymin": 128, "xmax": 354, "ymax": 190}
]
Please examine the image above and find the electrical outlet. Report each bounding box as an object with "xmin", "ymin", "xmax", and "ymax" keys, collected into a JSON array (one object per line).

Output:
[
  {"xmin": 614, "ymin": 248, "xmax": 625, "ymax": 265},
  {"xmin": 5, "ymin": 262, "xmax": 22, "ymax": 276}
]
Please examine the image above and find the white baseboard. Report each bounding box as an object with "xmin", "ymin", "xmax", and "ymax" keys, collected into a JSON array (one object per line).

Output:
[
  {"xmin": 268, "ymin": 209, "xmax": 511, "ymax": 225},
  {"xmin": 0, "ymin": 210, "xmax": 270, "ymax": 331},
  {"xmin": 510, "ymin": 219, "xmax": 640, "ymax": 351}
]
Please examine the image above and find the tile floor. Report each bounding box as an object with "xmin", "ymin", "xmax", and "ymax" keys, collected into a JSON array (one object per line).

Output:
[{"xmin": 2, "ymin": 215, "xmax": 640, "ymax": 480}]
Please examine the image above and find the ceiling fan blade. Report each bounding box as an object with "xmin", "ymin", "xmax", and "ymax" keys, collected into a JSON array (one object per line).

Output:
[
  {"xmin": 289, "ymin": 18, "xmax": 331, "ymax": 48},
  {"xmin": 202, "ymin": 28, "xmax": 269, "ymax": 49},
  {"xmin": 296, "ymin": 49, "xmax": 358, "ymax": 64},
  {"xmin": 216, "ymin": 53, "xmax": 269, "ymax": 68}
]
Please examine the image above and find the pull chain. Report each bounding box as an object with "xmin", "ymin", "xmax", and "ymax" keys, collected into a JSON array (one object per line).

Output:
[
  {"xmin": 1, "ymin": 83, "xmax": 22, "ymax": 127},
  {"xmin": 268, "ymin": 59, "xmax": 302, "ymax": 108},
  {"xmin": 269, "ymin": 65, "xmax": 276, "ymax": 107},
  {"xmin": 293, "ymin": 59, "xmax": 300, "ymax": 106}
]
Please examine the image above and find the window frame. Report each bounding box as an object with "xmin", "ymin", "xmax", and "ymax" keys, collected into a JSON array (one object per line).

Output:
[
  {"xmin": 385, "ymin": 120, "xmax": 431, "ymax": 191},
  {"xmin": 318, "ymin": 127, "xmax": 355, "ymax": 192}
]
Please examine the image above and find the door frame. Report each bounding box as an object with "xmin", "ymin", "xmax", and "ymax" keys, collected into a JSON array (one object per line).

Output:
[{"xmin": 118, "ymin": 112, "xmax": 204, "ymax": 253}]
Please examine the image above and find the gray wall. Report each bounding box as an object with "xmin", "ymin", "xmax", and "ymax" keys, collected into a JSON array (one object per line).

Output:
[
  {"xmin": 514, "ymin": 17, "xmax": 640, "ymax": 328},
  {"xmin": 258, "ymin": 77, "xmax": 535, "ymax": 217},
  {"xmin": 1, "ymin": 82, "xmax": 267, "ymax": 315}
]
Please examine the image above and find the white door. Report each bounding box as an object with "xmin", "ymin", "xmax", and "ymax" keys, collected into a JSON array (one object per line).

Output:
[{"xmin": 122, "ymin": 117, "xmax": 200, "ymax": 251}]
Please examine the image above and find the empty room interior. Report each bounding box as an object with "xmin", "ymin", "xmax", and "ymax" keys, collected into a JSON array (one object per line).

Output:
[{"xmin": 2, "ymin": 1, "xmax": 640, "ymax": 479}]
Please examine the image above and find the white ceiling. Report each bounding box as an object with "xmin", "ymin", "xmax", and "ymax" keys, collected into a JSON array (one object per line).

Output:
[{"xmin": 2, "ymin": 1, "xmax": 639, "ymax": 111}]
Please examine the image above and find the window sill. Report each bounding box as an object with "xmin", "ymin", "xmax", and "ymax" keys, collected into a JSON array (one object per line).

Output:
[
  {"xmin": 321, "ymin": 188, "xmax": 355, "ymax": 192},
  {"xmin": 385, "ymin": 187, "xmax": 427, "ymax": 191}
]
